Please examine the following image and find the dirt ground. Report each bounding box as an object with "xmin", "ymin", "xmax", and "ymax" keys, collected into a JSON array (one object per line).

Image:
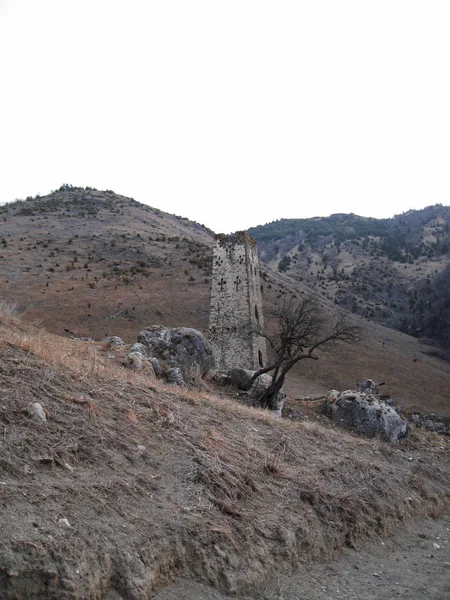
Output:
[
  {"xmin": 154, "ymin": 514, "xmax": 450, "ymax": 600},
  {"xmin": 1, "ymin": 321, "xmax": 449, "ymax": 599}
]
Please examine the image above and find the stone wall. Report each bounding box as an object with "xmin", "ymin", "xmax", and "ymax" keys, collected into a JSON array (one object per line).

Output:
[{"xmin": 209, "ymin": 232, "xmax": 267, "ymax": 371}]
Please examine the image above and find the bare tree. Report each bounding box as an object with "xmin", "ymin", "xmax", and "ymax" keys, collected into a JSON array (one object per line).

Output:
[{"xmin": 251, "ymin": 296, "xmax": 362, "ymax": 410}]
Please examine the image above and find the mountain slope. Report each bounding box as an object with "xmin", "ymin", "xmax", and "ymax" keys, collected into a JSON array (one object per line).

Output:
[
  {"xmin": 1, "ymin": 187, "xmax": 449, "ymax": 415},
  {"xmin": 248, "ymin": 206, "xmax": 450, "ymax": 350},
  {"xmin": 0, "ymin": 312, "xmax": 449, "ymax": 599}
]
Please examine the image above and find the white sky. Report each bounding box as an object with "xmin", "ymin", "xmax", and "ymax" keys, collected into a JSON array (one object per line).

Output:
[{"xmin": 0, "ymin": 1, "xmax": 449, "ymax": 233}]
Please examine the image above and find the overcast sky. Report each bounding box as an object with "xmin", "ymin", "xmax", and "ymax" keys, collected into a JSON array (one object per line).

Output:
[{"xmin": 1, "ymin": 1, "xmax": 449, "ymax": 233}]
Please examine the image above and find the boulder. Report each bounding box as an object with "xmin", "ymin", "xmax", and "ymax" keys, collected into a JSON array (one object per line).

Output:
[
  {"xmin": 323, "ymin": 390, "xmax": 409, "ymax": 442},
  {"xmin": 223, "ymin": 368, "xmax": 286, "ymax": 416},
  {"xmin": 227, "ymin": 368, "xmax": 255, "ymax": 390},
  {"xmin": 137, "ymin": 326, "xmax": 213, "ymax": 380},
  {"xmin": 124, "ymin": 351, "xmax": 156, "ymax": 376},
  {"xmin": 129, "ymin": 342, "xmax": 148, "ymax": 355},
  {"xmin": 248, "ymin": 373, "xmax": 286, "ymax": 416},
  {"xmin": 166, "ymin": 367, "xmax": 185, "ymax": 386}
]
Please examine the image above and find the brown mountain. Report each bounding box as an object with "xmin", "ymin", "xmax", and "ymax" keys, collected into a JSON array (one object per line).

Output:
[{"xmin": 1, "ymin": 186, "xmax": 449, "ymax": 416}]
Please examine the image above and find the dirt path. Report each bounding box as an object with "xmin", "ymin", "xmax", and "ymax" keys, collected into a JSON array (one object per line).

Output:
[{"xmin": 154, "ymin": 515, "xmax": 450, "ymax": 600}]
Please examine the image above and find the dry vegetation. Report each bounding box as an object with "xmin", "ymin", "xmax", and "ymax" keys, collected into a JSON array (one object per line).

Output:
[
  {"xmin": 0, "ymin": 306, "xmax": 449, "ymax": 599},
  {"xmin": 1, "ymin": 188, "xmax": 450, "ymax": 415}
]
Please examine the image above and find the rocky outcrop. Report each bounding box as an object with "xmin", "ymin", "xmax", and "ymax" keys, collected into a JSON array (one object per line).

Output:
[
  {"xmin": 137, "ymin": 325, "xmax": 214, "ymax": 381},
  {"xmin": 324, "ymin": 390, "xmax": 409, "ymax": 442}
]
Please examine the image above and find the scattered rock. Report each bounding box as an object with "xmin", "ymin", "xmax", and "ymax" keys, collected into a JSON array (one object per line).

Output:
[
  {"xmin": 166, "ymin": 367, "xmax": 185, "ymax": 386},
  {"xmin": 148, "ymin": 357, "xmax": 162, "ymax": 377},
  {"xmin": 227, "ymin": 368, "xmax": 254, "ymax": 390},
  {"xmin": 222, "ymin": 368, "xmax": 286, "ymax": 415},
  {"xmin": 248, "ymin": 373, "xmax": 286, "ymax": 415},
  {"xmin": 409, "ymin": 412, "xmax": 450, "ymax": 435},
  {"xmin": 103, "ymin": 336, "xmax": 125, "ymax": 346},
  {"xmin": 129, "ymin": 342, "xmax": 148, "ymax": 355},
  {"xmin": 27, "ymin": 402, "xmax": 47, "ymax": 423},
  {"xmin": 125, "ymin": 351, "xmax": 146, "ymax": 370},
  {"xmin": 324, "ymin": 390, "xmax": 409, "ymax": 442},
  {"xmin": 58, "ymin": 518, "xmax": 71, "ymax": 528}
]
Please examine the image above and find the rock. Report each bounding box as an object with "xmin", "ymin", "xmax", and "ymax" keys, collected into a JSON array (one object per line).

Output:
[
  {"xmin": 125, "ymin": 351, "xmax": 145, "ymax": 369},
  {"xmin": 137, "ymin": 326, "xmax": 214, "ymax": 380},
  {"xmin": 227, "ymin": 368, "xmax": 255, "ymax": 390},
  {"xmin": 103, "ymin": 336, "xmax": 125, "ymax": 346},
  {"xmin": 213, "ymin": 372, "xmax": 232, "ymax": 386},
  {"xmin": 226, "ymin": 368, "xmax": 286, "ymax": 414},
  {"xmin": 28, "ymin": 402, "xmax": 47, "ymax": 423},
  {"xmin": 148, "ymin": 357, "xmax": 162, "ymax": 377},
  {"xmin": 166, "ymin": 367, "xmax": 185, "ymax": 386},
  {"xmin": 129, "ymin": 342, "xmax": 148, "ymax": 355},
  {"xmin": 324, "ymin": 390, "xmax": 410, "ymax": 442},
  {"xmin": 58, "ymin": 518, "xmax": 71, "ymax": 528},
  {"xmin": 248, "ymin": 373, "xmax": 286, "ymax": 416},
  {"xmin": 124, "ymin": 351, "xmax": 157, "ymax": 376}
]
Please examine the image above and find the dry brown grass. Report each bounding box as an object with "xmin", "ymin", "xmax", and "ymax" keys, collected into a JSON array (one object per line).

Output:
[{"xmin": 0, "ymin": 318, "xmax": 449, "ymax": 599}]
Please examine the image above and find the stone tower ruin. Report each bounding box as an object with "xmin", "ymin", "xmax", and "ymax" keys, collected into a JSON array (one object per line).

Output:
[{"xmin": 209, "ymin": 232, "xmax": 267, "ymax": 371}]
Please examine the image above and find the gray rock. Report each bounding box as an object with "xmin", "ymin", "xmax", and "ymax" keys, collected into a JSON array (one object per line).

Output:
[
  {"xmin": 28, "ymin": 402, "xmax": 47, "ymax": 423},
  {"xmin": 103, "ymin": 336, "xmax": 125, "ymax": 346},
  {"xmin": 248, "ymin": 373, "xmax": 286, "ymax": 415},
  {"xmin": 227, "ymin": 368, "xmax": 255, "ymax": 390},
  {"xmin": 129, "ymin": 342, "xmax": 148, "ymax": 355},
  {"xmin": 126, "ymin": 351, "xmax": 145, "ymax": 369},
  {"xmin": 137, "ymin": 326, "xmax": 213, "ymax": 380},
  {"xmin": 226, "ymin": 368, "xmax": 286, "ymax": 414},
  {"xmin": 166, "ymin": 367, "xmax": 185, "ymax": 386},
  {"xmin": 148, "ymin": 357, "xmax": 162, "ymax": 377},
  {"xmin": 125, "ymin": 351, "xmax": 156, "ymax": 376},
  {"xmin": 324, "ymin": 390, "xmax": 409, "ymax": 442}
]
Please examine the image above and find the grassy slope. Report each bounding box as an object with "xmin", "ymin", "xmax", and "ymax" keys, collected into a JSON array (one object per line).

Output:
[
  {"xmin": 1, "ymin": 189, "xmax": 450, "ymax": 417},
  {"xmin": 0, "ymin": 312, "xmax": 449, "ymax": 599}
]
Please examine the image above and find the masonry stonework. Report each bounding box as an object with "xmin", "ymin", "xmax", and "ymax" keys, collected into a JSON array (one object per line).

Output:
[{"xmin": 209, "ymin": 232, "xmax": 267, "ymax": 371}]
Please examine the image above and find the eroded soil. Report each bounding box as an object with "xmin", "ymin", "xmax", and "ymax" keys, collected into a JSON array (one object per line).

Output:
[{"xmin": 154, "ymin": 515, "xmax": 450, "ymax": 600}]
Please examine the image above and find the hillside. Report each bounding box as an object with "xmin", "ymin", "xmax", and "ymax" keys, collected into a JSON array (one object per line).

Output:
[
  {"xmin": 0, "ymin": 185, "xmax": 214, "ymax": 340},
  {"xmin": 0, "ymin": 307, "xmax": 449, "ymax": 599},
  {"xmin": 248, "ymin": 206, "xmax": 450, "ymax": 352},
  {"xmin": 1, "ymin": 187, "xmax": 450, "ymax": 416}
]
